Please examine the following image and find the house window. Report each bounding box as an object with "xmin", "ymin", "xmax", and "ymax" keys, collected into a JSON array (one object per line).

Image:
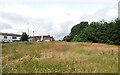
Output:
[
  {"xmin": 4, "ymin": 36, "xmax": 7, "ymax": 39},
  {"xmin": 44, "ymin": 38, "xmax": 47, "ymax": 40},
  {"xmin": 12, "ymin": 36, "xmax": 17, "ymax": 39},
  {"xmin": 44, "ymin": 37, "xmax": 48, "ymax": 40}
]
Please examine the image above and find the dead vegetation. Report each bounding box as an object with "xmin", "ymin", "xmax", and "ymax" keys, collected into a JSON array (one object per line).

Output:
[{"xmin": 2, "ymin": 42, "xmax": 118, "ymax": 73}]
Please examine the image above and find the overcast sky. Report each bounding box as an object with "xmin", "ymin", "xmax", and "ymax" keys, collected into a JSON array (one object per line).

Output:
[{"xmin": 0, "ymin": 0, "xmax": 119, "ymax": 40}]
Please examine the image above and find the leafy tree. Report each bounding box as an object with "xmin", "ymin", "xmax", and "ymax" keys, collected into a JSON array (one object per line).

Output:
[
  {"xmin": 63, "ymin": 35, "xmax": 73, "ymax": 42},
  {"xmin": 63, "ymin": 19, "xmax": 120, "ymax": 45},
  {"xmin": 70, "ymin": 21, "xmax": 88, "ymax": 37},
  {"xmin": 20, "ymin": 32, "xmax": 29, "ymax": 41}
]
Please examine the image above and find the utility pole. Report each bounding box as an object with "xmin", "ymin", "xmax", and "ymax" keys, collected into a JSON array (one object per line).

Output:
[
  {"xmin": 28, "ymin": 23, "xmax": 29, "ymax": 36},
  {"xmin": 33, "ymin": 31, "xmax": 34, "ymax": 36}
]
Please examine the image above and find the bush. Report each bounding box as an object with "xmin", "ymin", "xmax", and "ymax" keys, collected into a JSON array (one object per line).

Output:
[{"xmin": 20, "ymin": 32, "xmax": 29, "ymax": 41}]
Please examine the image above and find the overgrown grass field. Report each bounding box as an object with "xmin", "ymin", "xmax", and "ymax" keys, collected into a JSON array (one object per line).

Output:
[{"xmin": 2, "ymin": 42, "xmax": 118, "ymax": 73}]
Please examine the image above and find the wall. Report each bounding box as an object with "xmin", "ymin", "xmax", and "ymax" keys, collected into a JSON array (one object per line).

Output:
[{"xmin": 0, "ymin": 35, "xmax": 20, "ymax": 42}]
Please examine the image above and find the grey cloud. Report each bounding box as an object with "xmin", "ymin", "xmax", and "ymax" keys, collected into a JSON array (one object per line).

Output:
[
  {"xmin": 0, "ymin": 22, "xmax": 12, "ymax": 30},
  {"xmin": 66, "ymin": 13, "xmax": 71, "ymax": 16},
  {"xmin": 0, "ymin": 12, "xmax": 29, "ymax": 23},
  {"xmin": 51, "ymin": 20, "xmax": 75, "ymax": 40},
  {"xmin": 28, "ymin": 20, "xmax": 75, "ymax": 40},
  {"xmin": 0, "ymin": 11, "xmax": 56, "ymax": 37},
  {"xmin": 30, "ymin": 21, "xmax": 53, "ymax": 31}
]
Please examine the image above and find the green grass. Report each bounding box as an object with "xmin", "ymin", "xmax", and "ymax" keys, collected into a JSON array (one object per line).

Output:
[{"xmin": 2, "ymin": 42, "xmax": 118, "ymax": 73}]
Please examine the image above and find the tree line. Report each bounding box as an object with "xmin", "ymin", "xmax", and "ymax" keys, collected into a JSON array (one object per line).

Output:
[{"xmin": 63, "ymin": 18, "xmax": 120, "ymax": 45}]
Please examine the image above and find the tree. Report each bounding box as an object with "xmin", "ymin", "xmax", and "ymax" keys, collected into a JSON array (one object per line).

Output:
[
  {"xmin": 63, "ymin": 19, "xmax": 120, "ymax": 45},
  {"xmin": 20, "ymin": 32, "xmax": 29, "ymax": 41},
  {"xmin": 63, "ymin": 35, "xmax": 73, "ymax": 42},
  {"xmin": 70, "ymin": 21, "xmax": 88, "ymax": 37}
]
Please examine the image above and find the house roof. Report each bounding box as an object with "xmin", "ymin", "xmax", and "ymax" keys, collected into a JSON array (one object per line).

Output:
[
  {"xmin": 0, "ymin": 32, "xmax": 21, "ymax": 37},
  {"xmin": 30, "ymin": 35, "xmax": 54, "ymax": 38},
  {"xmin": 30, "ymin": 36, "xmax": 41, "ymax": 38}
]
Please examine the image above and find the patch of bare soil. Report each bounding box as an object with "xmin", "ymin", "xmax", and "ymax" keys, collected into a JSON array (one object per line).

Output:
[
  {"xmin": 2, "ymin": 54, "xmax": 12, "ymax": 60},
  {"xmin": 33, "ymin": 52, "xmax": 54, "ymax": 61},
  {"xmin": 11, "ymin": 55, "xmax": 30, "ymax": 63}
]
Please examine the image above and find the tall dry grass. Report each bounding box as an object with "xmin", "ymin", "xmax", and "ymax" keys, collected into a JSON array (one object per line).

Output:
[{"xmin": 2, "ymin": 42, "xmax": 118, "ymax": 73}]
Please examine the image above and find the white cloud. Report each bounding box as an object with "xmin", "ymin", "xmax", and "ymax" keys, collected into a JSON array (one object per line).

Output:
[
  {"xmin": 0, "ymin": 0, "xmax": 119, "ymax": 3},
  {"xmin": 79, "ymin": 3, "xmax": 118, "ymax": 23},
  {"xmin": 0, "ymin": 0, "xmax": 119, "ymax": 40},
  {"xmin": 0, "ymin": 22, "xmax": 12, "ymax": 30},
  {"xmin": 105, "ymin": 9, "xmax": 118, "ymax": 20}
]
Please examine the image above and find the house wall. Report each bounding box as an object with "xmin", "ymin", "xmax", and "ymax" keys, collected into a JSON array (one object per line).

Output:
[
  {"xmin": 41, "ymin": 36, "xmax": 43, "ymax": 41},
  {"xmin": 50, "ymin": 37, "xmax": 55, "ymax": 41},
  {"xmin": 30, "ymin": 37, "xmax": 41, "ymax": 41},
  {"xmin": 30, "ymin": 35, "xmax": 55, "ymax": 42},
  {"xmin": 0, "ymin": 35, "xmax": 20, "ymax": 42},
  {"xmin": 43, "ymin": 36, "xmax": 51, "ymax": 41},
  {"xmin": 0, "ymin": 35, "xmax": 12, "ymax": 42}
]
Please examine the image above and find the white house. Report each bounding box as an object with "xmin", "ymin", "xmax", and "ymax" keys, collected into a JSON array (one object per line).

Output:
[{"xmin": 0, "ymin": 32, "xmax": 21, "ymax": 43}]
